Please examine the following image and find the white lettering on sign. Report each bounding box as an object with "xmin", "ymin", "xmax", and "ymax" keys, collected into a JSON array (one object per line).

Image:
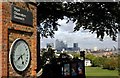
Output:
[
  {"xmin": 13, "ymin": 7, "xmax": 26, "ymax": 21},
  {"xmin": 14, "ymin": 15, "xmax": 25, "ymax": 21},
  {"xmin": 11, "ymin": 5, "xmax": 33, "ymax": 26},
  {"xmin": 14, "ymin": 7, "xmax": 20, "ymax": 12}
]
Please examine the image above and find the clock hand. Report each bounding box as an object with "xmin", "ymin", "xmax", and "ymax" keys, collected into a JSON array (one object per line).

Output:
[
  {"xmin": 14, "ymin": 55, "xmax": 22, "ymax": 64},
  {"xmin": 15, "ymin": 53, "xmax": 25, "ymax": 64},
  {"xmin": 21, "ymin": 53, "xmax": 25, "ymax": 57},
  {"xmin": 21, "ymin": 53, "xmax": 25, "ymax": 65},
  {"xmin": 15, "ymin": 53, "xmax": 24, "ymax": 62},
  {"xmin": 21, "ymin": 55, "xmax": 23, "ymax": 60},
  {"xmin": 16, "ymin": 55, "xmax": 22, "ymax": 61}
]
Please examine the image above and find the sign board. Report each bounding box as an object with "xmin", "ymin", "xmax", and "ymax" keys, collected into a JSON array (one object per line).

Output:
[{"xmin": 11, "ymin": 5, "xmax": 33, "ymax": 26}]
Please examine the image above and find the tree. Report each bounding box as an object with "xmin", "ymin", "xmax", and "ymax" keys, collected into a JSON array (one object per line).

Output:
[
  {"xmin": 102, "ymin": 57, "xmax": 118, "ymax": 70},
  {"xmin": 85, "ymin": 53, "xmax": 96, "ymax": 66},
  {"xmin": 37, "ymin": 2, "xmax": 120, "ymax": 41},
  {"xmin": 41, "ymin": 46, "xmax": 56, "ymax": 66},
  {"xmin": 92, "ymin": 57, "xmax": 105, "ymax": 67}
]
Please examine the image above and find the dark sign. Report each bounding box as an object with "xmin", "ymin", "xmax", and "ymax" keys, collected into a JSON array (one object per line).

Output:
[{"xmin": 11, "ymin": 5, "xmax": 33, "ymax": 26}]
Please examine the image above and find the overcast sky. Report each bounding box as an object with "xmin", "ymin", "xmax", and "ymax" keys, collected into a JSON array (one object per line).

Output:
[{"xmin": 41, "ymin": 18, "xmax": 118, "ymax": 49}]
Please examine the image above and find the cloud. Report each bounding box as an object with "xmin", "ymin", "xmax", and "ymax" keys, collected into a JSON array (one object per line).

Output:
[
  {"xmin": 57, "ymin": 19, "xmax": 75, "ymax": 32},
  {"xmin": 41, "ymin": 19, "xmax": 118, "ymax": 49}
]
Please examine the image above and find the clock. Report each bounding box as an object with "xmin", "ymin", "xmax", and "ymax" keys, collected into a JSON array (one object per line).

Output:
[{"xmin": 9, "ymin": 38, "xmax": 31, "ymax": 72}]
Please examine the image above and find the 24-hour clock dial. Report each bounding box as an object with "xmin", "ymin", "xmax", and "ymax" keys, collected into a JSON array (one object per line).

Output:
[{"xmin": 9, "ymin": 39, "xmax": 31, "ymax": 72}]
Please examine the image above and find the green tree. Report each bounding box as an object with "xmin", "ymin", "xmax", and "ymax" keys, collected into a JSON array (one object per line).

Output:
[
  {"xmin": 85, "ymin": 53, "xmax": 96, "ymax": 66},
  {"xmin": 103, "ymin": 57, "xmax": 118, "ymax": 70},
  {"xmin": 92, "ymin": 57, "xmax": 105, "ymax": 67},
  {"xmin": 37, "ymin": 2, "xmax": 120, "ymax": 41},
  {"xmin": 41, "ymin": 47, "xmax": 56, "ymax": 66},
  {"xmin": 85, "ymin": 53, "xmax": 96, "ymax": 61}
]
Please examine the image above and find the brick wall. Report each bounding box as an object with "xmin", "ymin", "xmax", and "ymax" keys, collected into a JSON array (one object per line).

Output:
[
  {"xmin": 0, "ymin": 2, "xmax": 2, "ymax": 78},
  {"xmin": 1, "ymin": 2, "xmax": 37, "ymax": 77}
]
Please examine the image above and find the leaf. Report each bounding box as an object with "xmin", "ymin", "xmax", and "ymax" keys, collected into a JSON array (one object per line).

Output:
[{"xmin": 37, "ymin": 2, "xmax": 119, "ymax": 41}]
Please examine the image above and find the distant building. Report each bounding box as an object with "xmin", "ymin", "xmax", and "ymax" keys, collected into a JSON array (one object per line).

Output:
[
  {"xmin": 73, "ymin": 43, "xmax": 79, "ymax": 51},
  {"xmin": 66, "ymin": 43, "xmax": 80, "ymax": 52},
  {"xmin": 85, "ymin": 59, "xmax": 92, "ymax": 66},
  {"xmin": 93, "ymin": 47, "xmax": 97, "ymax": 51},
  {"xmin": 55, "ymin": 39, "xmax": 80, "ymax": 52},
  {"xmin": 55, "ymin": 39, "xmax": 67, "ymax": 51},
  {"xmin": 73, "ymin": 43, "xmax": 78, "ymax": 48}
]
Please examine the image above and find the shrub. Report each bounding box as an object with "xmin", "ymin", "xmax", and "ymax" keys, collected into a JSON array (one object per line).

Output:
[
  {"xmin": 103, "ymin": 57, "xmax": 118, "ymax": 70},
  {"xmin": 92, "ymin": 57, "xmax": 105, "ymax": 67}
]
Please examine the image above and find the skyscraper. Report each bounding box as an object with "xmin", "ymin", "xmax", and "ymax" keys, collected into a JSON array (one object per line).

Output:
[
  {"xmin": 55, "ymin": 40, "xmax": 80, "ymax": 52},
  {"xmin": 55, "ymin": 39, "xmax": 67, "ymax": 51},
  {"xmin": 73, "ymin": 43, "xmax": 78, "ymax": 48}
]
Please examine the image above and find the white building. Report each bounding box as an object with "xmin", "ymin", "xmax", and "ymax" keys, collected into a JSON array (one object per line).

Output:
[{"xmin": 85, "ymin": 59, "xmax": 92, "ymax": 66}]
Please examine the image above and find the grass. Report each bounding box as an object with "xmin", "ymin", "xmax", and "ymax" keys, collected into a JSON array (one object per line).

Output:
[{"xmin": 85, "ymin": 67, "xmax": 119, "ymax": 78}]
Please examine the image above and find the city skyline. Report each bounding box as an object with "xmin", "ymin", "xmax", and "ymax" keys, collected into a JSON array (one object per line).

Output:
[
  {"xmin": 41, "ymin": 39, "xmax": 117, "ymax": 50},
  {"xmin": 55, "ymin": 39, "xmax": 80, "ymax": 51},
  {"xmin": 41, "ymin": 18, "xmax": 118, "ymax": 49}
]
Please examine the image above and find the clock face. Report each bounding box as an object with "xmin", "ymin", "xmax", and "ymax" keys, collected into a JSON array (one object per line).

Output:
[{"xmin": 9, "ymin": 39, "xmax": 31, "ymax": 72}]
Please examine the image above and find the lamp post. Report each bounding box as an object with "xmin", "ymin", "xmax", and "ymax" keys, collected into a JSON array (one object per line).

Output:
[
  {"xmin": 80, "ymin": 51, "xmax": 85, "ymax": 78},
  {"xmin": 37, "ymin": 25, "xmax": 41, "ymax": 72}
]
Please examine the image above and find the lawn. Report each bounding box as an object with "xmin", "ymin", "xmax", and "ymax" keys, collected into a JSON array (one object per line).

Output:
[{"xmin": 85, "ymin": 67, "xmax": 119, "ymax": 78}]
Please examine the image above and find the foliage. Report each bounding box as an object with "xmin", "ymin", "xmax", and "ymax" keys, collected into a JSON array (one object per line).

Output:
[
  {"xmin": 85, "ymin": 53, "xmax": 98, "ymax": 67},
  {"xmin": 68, "ymin": 52, "xmax": 80, "ymax": 58},
  {"xmin": 37, "ymin": 2, "xmax": 120, "ymax": 41},
  {"xmin": 118, "ymin": 55, "xmax": 120, "ymax": 75},
  {"xmin": 92, "ymin": 57, "xmax": 105, "ymax": 67},
  {"xmin": 85, "ymin": 53, "xmax": 118, "ymax": 70},
  {"xmin": 41, "ymin": 49, "xmax": 73, "ymax": 66},
  {"xmin": 85, "ymin": 53, "xmax": 96, "ymax": 61},
  {"xmin": 59, "ymin": 52, "xmax": 72, "ymax": 59},
  {"xmin": 103, "ymin": 57, "xmax": 118, "ymax": 70},
  {"xmin": 41, "ymin": 47, "xmax": 56, "ymax": 66},
  {"xmin": 37, "ymin": 2, "xmax": 64, "ymax": 38}
]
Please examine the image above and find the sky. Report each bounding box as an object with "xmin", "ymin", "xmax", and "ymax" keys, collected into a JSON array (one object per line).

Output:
[{"xmin": 41, "ymin": 18, "xmax": 118, "ymax": 49}]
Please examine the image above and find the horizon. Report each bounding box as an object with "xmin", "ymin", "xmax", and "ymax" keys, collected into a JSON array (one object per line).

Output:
[{"xmin": 41, "ymin": 19, "xmax": 118, "ymax": 49}]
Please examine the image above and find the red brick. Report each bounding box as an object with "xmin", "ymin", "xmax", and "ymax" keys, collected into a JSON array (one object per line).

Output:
[{"xmin": 0, "ymin": 2, "xmax": 37, "ymax": 77}]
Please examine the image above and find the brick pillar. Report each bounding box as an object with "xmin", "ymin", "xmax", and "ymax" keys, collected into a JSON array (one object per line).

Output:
[
  {"xmin": 0, "ymin": 2, "xmax": 2, "ymax": 77},
  {"xmin": 1, "ymin": 2, "xmax": 37, "ymax": 77}
]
